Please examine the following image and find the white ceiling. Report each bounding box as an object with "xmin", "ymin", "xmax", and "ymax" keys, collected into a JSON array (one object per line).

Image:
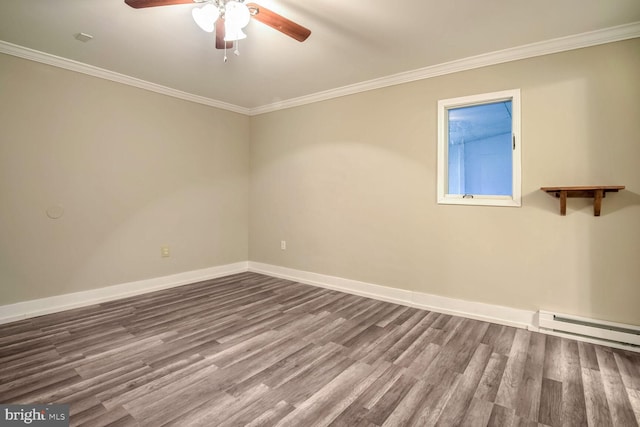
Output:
[{"xmin": 1, "ymin": 0, "xmax": 639, "ymax": 112}]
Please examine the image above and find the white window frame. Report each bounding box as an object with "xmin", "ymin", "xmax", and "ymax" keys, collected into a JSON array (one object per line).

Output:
[{"xmin": 437, "ymin": 89, "xmax": 521, "ymax": 207}]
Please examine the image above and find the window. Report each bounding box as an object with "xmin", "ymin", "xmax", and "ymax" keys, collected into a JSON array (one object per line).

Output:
[{"xmin": 437, "ymin": 89, "xmax": 521, "ymax": 207}]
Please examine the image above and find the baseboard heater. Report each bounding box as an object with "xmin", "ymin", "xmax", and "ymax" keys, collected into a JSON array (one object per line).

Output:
[{"xmin": 538, "ymin": 310, "xmax": 640, "ymax": 349}]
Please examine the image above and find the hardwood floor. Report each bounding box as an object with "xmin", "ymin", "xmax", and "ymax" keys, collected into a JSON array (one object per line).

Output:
[{"xmin": 1, "ymin": 272, "xmax": 639, "ymax": 426}]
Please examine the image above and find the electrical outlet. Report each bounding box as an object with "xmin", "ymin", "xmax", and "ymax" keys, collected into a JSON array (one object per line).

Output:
[
  {"xmin": 161, "ymin": 245, "xmax": 170, "ymax": 257},
  {"xmin": 280, "ymin": 240, "xmax": 286, "ymax": 250}
]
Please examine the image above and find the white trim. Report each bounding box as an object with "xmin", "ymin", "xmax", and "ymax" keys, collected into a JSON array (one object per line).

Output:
[
  {"xmin": 1, "ymin": 22, "xmax": 639, "ymax": 116},
  {"xmin": 0, "ymin": 262, "xmax": 249, "ymax": 325},
  {"xmin": 437, "ymin": 89, "xmax": 521, "ymax": 207},
  {"xmin": 248, "ymin": 263, "xmax": 640, "ymax": 353},
  {"xmin": 2, "ymin": 260, "xmax": 638, "ymax": 353},
  {"xmin": 249, "ymin": 22, "xmax": 640, "ymax": 115},
  {"xmin": 0, "ymin": 41, "xmax": 251, "ymax": 116},
  {"xmin": 248, "ymin": 261, "xmax": 535, "ymax": 329}
]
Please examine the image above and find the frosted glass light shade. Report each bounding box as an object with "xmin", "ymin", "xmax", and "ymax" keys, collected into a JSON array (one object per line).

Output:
[
  {"xmin": 192, "ymin": 4, "xmax": 220, "ymax": 33},
  {"xmin": 224, "ymin": 1, "xmax": 251, "ymax": 29},
  {"xmin": 224, "ymin": 22, "xmax": 247, "ymax": 41}
]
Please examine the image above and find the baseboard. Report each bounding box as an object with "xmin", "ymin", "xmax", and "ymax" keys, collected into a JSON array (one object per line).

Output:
[
  {"xmin": 248, "ymin": 261, "xmax": 536, "ymax": 330},
  {"xmin": 3, "ymin": 260, "xmax": 634, "ymax": 352},
  {"xmin": 0, "ymin": 262, "xmax": 249, "ymax": 325}
]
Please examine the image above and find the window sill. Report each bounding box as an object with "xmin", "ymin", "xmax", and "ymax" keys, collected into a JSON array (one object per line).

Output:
[{"xmin": 438, "ymin": 195, "xmax": 521, "ymax": 207}]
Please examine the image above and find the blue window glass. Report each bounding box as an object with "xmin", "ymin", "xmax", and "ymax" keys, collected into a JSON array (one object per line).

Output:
[{"xmin": 447, "ymin": 101, "xmax": 513, "ymax": 196}]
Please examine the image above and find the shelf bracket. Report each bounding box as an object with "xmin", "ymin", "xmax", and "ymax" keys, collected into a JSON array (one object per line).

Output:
[{"xmin": 540, "ymin": 186, "xmax": 625, "ymax": 216}]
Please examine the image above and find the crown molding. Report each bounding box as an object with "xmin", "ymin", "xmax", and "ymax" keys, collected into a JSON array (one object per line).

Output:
[
  {"xmin": 249, "ymin": 21, "xmax": 640, "ymax": 115},
  {"xmin": 0, "ymin": 41, "xmax": 251, "ymax": 116},
  {"xmin": 2, "ymin": 21, "xmax": 639, "ymax": 117}
]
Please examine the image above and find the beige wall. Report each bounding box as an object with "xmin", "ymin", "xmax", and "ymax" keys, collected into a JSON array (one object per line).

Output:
[
  {"xmin": 0, "ymin": 54, "xmax": 250, "ymax": 304},
  {"xmin": 249, "ymin": 39, "xmax": 640, "ymax": 325},
  {"xmin": 2, "ymin": 40, "xmax": 639, "ymax": 326}
]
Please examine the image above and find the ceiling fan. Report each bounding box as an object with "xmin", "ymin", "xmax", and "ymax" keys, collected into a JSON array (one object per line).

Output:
[{"xmin": 124, "ymin": 0, "xmax": 311, "ymax": 52}]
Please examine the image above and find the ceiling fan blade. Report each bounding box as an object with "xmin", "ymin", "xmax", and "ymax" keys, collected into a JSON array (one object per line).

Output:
[
  {"xmin": 215, "ymin": 18, "xmax": 234, "ymax": 49},
  {"xmin": 125, "ymin": 0, "xmax": 194, "ymax": 8},
  {"xmin": 246, "ymin": 3, "xmax": 311, "ymax": 42}
]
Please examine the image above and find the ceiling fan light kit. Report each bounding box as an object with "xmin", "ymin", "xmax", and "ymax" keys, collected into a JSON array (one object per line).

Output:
[
  {"xmin": 191, "ymin": 3, "xmax": 219, "ymax": 33},
  {"xmin": 125, "ymin": 0, "xmax": 311, "ymax": 62},
  {"xmin": 223, "ymin": 1, "xmax": 251, "ymax": 33}
]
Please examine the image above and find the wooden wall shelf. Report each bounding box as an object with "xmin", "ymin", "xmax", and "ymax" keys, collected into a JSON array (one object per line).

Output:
[{"xmin": 540, "ymin": 186, "xmax": 625, "ymax": 216}]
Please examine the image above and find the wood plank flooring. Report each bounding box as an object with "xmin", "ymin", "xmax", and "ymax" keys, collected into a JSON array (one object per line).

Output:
[{"xmin": 1, "ymin": 272, "xmax": 639, "ymax": 426}]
